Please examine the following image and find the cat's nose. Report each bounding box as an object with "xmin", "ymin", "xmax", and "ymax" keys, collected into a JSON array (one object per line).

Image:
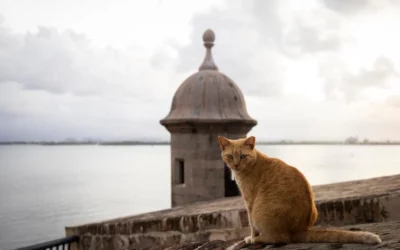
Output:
[{"xmin": 234, "ymin": 164, "xmax": 239, "ymax": 168}]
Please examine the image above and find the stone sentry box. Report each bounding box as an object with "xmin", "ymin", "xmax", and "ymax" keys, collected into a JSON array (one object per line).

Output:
[{"xmin": 160, "ymin": 29, "xmax": 257, "ymax": 207}]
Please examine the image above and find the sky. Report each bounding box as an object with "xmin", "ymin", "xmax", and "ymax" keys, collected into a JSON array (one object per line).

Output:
[{"xmin": 0, "ymin": 0, "xmax": 400, "ymax": 141}]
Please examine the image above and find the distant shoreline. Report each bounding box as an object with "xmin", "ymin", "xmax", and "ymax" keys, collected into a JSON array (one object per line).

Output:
[{"xmin": 1, "ymin": 141, "xmax": 399, "ymax": 146}]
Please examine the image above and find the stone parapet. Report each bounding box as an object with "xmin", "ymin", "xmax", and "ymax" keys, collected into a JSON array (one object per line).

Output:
[
  {"xmin": 65, "ymin": 174, "xmax": 400, "ymax": 250},
  {"xmin": 167, "ymin": 221, "xmax": 400, "ymax": 250}
]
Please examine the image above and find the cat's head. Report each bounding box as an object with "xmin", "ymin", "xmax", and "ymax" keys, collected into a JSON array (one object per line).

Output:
[{"xmin": 217, "ymin": 135, "xmax": 257, "ymax": 171}]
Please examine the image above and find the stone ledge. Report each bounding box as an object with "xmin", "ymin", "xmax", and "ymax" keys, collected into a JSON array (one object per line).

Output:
[
  {"xmin": 162, "ymin": 221, "xmax": 400, "ymax": 250},
  {"xmin": 72, "ymin": 174, "xmax": 400, "ymax": 226},
  {"xmin": 66, "ymin": 175, "xmax": 400, "ymax": 234},
  {"xmin": 65, "ymin": 174, "xmax": 400, "ymax": 250}
]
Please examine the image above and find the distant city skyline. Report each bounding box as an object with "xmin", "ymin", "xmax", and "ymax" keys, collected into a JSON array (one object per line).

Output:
[
  {"xmin": 1, "ymin": 135, "xmax": 399, "ymax": 145},
  {"xmin": 1, "ymin": 0, "xmax": 400, "ymax": 141}
]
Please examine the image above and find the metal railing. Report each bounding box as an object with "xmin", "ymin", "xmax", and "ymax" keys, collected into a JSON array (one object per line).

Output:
[{"xmin": 14, "ymin": 235, "xmax": 79, "ymax": 250}]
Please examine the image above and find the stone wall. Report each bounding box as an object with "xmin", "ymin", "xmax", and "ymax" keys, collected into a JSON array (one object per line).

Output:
[
  {"xmin": 167, "ymin": 123, "xmax": 252, "ymax": 207},
  {"xmin": 168, "ymin": 221, "xmax": 400, "ymax": 250},
  {"xmin": 65, "ymin": 174, "xmax": 400, "ymax": 250}
]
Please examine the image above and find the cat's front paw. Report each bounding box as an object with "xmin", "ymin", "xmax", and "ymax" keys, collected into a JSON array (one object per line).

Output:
[{"xmin": 244, "ymin": 236, "xmax": 255, "ymax": 244}]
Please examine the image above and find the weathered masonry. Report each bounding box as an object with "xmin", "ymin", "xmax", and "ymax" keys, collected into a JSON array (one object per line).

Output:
[
  {"xmin": 62, "ymin": 29, "xmax": 400, "ymax": 250},
  {"xmin": 65, "ymin": 174, "xmax": 400, "ymax": 249},
  {"xmin": 160, "ymin": 29, "xmax": 257, "ymax": 207}
]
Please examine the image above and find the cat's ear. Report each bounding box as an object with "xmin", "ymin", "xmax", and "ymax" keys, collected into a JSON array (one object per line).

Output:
[
  {"xmin": 218, "ymin": 136, "xmax": 231, "ymax": 150},
  {"xmin": 244, "ymin": 136, "xmax": 256, "ymax": 149}
]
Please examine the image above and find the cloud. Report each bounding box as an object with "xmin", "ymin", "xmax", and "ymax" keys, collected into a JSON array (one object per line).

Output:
[
  {"xmin": 322, "ymin": 0, "xmax": 400, "ymax": 16},
  {"xmin": 172, "ymin": 1, "xmax": 290, "ymax": 97},
  {"xmin": 283, "ymin": 13, "xmax": 343, "ymax": 55},
  {"xmin": 321, "ymin": 56, "xmax": 399, "ymax": 101},
  {"xmin": 0, "ymin": 81, "xmax": 170, "ymax": 141},
  {"xmin": 322, "ymin": 0, "xmax": 371, "ymax": 15},
  {"xmin": 246, "ymin": 95, "xmax": 400, "ymax": 141},
  {"xmin": 167, "ymin": 0, "xmax": 400, "ymax": 140},
  {"xmin": 1, "ymin": 0, "xmax": 400, "ymax": 141},
  {"xmin": 170, "ymin": 0, "xmax": 400, "ymax": 102},
  {"xmin": 171, "ymin": 0, "xmax": 395, "ymax": 99},
  {"xmin": 0, "ymin": 22, "xmax": 181, "ymax": 141},
  {"xmin": 0, "ymin": 25, "xmax": 177, "ymax": 98},
  {"xmin": 387, "ymin": 95, "xmax": 400, "ymax": 108}
]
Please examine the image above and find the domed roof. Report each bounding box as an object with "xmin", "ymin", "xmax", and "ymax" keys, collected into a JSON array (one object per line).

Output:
[{"xmin": 160, "ymin": 29, "xmax": 257, "ymax": 127}]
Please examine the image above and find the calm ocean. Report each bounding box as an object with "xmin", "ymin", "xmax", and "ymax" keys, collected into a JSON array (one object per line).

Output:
[{"xmin": 0, "ymin": 145, "xmax": 399, "ymax": 250}]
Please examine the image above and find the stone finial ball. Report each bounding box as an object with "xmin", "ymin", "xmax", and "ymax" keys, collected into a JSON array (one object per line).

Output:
[{"xmin": 203, "ymin": 29, "xmax": 215, "ymax": 43}]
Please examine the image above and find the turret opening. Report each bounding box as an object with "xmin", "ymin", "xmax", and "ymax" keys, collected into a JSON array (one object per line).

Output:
[
  {"xmin": 174, "ymin": 159, "xmax": 185, "ymax": 185},
  {"xmin": 224, "ymin": 163, "xmax": 240, "ymax": 197}
]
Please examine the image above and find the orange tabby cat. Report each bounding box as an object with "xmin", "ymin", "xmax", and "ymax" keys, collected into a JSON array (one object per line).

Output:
[{"xmin": 217, "ymin": 135, "xmax": 381, "ymax": 245}]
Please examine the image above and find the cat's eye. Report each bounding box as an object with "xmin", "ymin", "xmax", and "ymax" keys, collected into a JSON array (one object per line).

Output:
[
  {"xmin": 226, "ymin": 154, "xmax": 233, "ymax": 159},
  {"xmin": 240, "ymin": 154, "xmax": 247, "ymax": 159}
]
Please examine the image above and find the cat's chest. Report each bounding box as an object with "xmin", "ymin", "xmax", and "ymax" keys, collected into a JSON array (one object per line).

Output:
[{"xmin": 235, "ymin": 177, "xmax": 256, "ymax": 202}]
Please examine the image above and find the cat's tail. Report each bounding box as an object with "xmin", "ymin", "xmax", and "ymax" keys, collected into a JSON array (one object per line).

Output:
[{"xmin": 296, "ymin": 228, "xmax": 381, "ymax": 245}]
